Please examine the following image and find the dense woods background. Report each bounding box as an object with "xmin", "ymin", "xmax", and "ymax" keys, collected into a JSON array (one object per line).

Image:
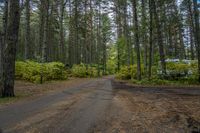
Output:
[{"xmin": 0, "ymin": 0, "xmax": 200, "ymax": 97}]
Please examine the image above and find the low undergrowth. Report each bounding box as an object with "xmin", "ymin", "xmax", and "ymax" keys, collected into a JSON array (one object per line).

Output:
[
  {"xmin": 15, "ymin": 61, "xmax": 68, "ymax": 83},
  {"xmin": 116, "ymin": 62, "xmax": 199, "ymax": 86},
  {"xmin": 131, "ymin": 78, "xmax": 200, "ymax": 86},
  {"xmin": 71, "ymin": 64, "xmax": 100, "ymax": 78}
]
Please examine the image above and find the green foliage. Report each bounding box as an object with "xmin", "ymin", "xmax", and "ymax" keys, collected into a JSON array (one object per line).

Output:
[
  {"xmin": 151, "ymin": 66, "xmax": 158, "ymax": 77},
  {"xmin": 15, "ymin": 61, "xmax": 67, "ymax": 83},
  {"xmin": 45, "ymin": 62, "xmax": 68, "ymax": 80},
  {"xmin": 132, "ymin": 77, "xmax": 199, "ymax": 86},
  {"xmin": 71, "ymin": 64, "xmax": 87, "ymax": 78},
  {"xmin": 87, "ymin": 66, "xmax": 98, "ymax": 77},
  {"xmin": 116, "ymin": 66, "xmax": 131, "ymax": 80},
  {"xmin": 116, "ymin": 65, "xmax": 144, "ymax": 80},
  {"xmin": 133, "ymin": 78, "xmax": 171, "ymax": 85},
  {"xmin": 160, "ymin": 61, "xmax": 198, "ymax": 80},
  {"xmin": 71, "ymin": 64, "xmax": 99, "ymax": 78},
  {"xmin": 107, "ymin": 59, "xmax": 116, "ymax": 74},
  {"xmin": 166, "ymin": 62, "xmax": 188, "ymax": 74},
  {"xmin": 107, "ymin": 45, "xmax": 117, "ymax": 74},
  {"xmin": 116, "ymin": 61, "xmax": 199, "ymax": 85},
  {"xmin": 116, "ymin": 37, "xmax": 128, "ymax": 65}
]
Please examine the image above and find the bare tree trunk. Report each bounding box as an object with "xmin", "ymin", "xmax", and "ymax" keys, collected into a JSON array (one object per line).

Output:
[
  {"xmin": 148, "ymin": 0, "xmax": 153, "ymax": 79},
  {"xmin": 168, "ymin": 26, "xmax": 173, "ymax": 57},
  {"xmin": 3, "ymin": 0, "xmax": 8, "ymax": 44},
  {"xmin": 190, "ymin": 27, "xmax": 195, "ymax": 60},
  {"xmin": 97, "ymin": 1, "xmax": 101, "ymax": 76},
  {"xmin": 25, "ymin": 0, "xmax": 31, "ymax": 60},
  {"xmin": 0, "ymin": 34, "xmax": 3, "ymax": 96},
  {"xmin": 0, "ymin": 0, "xmax": 8, "ymax": 96},
  {"xmin": 89, "ymin": 0, "xmax": 93, "ymax": 64},
  {"xmin": 152, "ymin": 0, "xmax": 166, "ymax": 75},
  {"xmin": 115, "ymin": 0, "xmax": 122, "ymax": 71},
  {"xmin": 68, "ymin": 0, "xmax": 73, "ymax": 67},
  {"xmin": 141, "ymin": 0, "xmax": 148, "ymax": 75},
  {"xmin": 193, "ymin": 0, "xmax": 200, "ymax": 82},
  {"xmin": 2, "ymin": 0, "xmax": 20, "ymax": 97},
  {"xmin": 42, "ymin": 0, "xmax": 49, "ymax": 62},
  {"xmin": 39, "ymin": 1, "xmax": 45, "ymax": 59},
  {"xmin": 132, "ymin": 0, "xmax": 141, "ymax": 80},
  {"xmin": 74, "ymin": 0, "xmax": 79, "ymax": 64},
  {"xmin": 59, "ymin": 0, "xmax": 66, "ymax": 63},
  {"xmin": 188, "ymin": 0, "xmax": 195, "ymax": 60}
]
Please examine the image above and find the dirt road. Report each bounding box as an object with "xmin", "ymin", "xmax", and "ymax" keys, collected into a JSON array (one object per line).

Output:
[{"xmin": 0, "ymin": 77, "xmax": 200, "ymax": 133}]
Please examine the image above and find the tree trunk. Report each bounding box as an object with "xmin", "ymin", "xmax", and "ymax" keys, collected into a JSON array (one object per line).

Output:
[
  {"xmin": 132, "ymin": 0, "xmax": 141, "ymax": 80},
  {"xmin": 3, "ymin": 0, "xmax": 8, "ymax": 44},
  {"xmin": 42, "ymin": 0, "xmax": 49, "ymax": 62},
  {"xmin": 152, "ymin": 0, "xmax": 166, "ymax": 75},
  {"xmin": 115, "ymin": 0, "xmax": 122, "ymax": 71},
  {"xmin": 141, "ymin": 0, "xmax": 148, "ymax": 74},
  {"xmin": 2, "ymin": 0, "xmax": 20, "ymax": 97},
  {"xmin": 188, "ymin": 0, "xmax": 195, "ymax": 60},
  {"xmin": 59, "ymin": 0, "xmax": 65, "ymax": 63},
  {"xmin": 148, "ymin": 0, "xmax": 153, "ymax": 79},
  {"xmin": 97, "ymin": 1, "xmax": 101, "ymax": 76},
  {"xmin": 25, "ymin": 0, "xmax": 31, "ymax": 60},
  {"xmin": 0, "ymin": 0, "xmax": 8, "ymax": 96},
  {"xmin": 193, "ymin": 0, "xmax": 200, "ymax": 82},
  {"xmin": 0, "ymin": 34, "xmax": 3, "ymax": 96},
  {"xmin": 39, "ymin": 1, "xmax": 45, "ymax": 59}
]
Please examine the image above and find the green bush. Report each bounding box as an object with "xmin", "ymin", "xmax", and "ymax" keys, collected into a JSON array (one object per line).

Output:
[
  {"xmin": 71, "ymin": 64, "xmax": 99, "ymax": 78},
  {"xmin": 162, "ymin": 61, "xmax": 198, "ymax": 80},
  {"xmin": 116, "ymin": 65, "xmax": 144, "ymax": 80},
  {"xmin": 131, "ymin": 78, "xmax": 173, "ymax": 85},
  {"xmin": 155, "ymin": 61, "xmax": 199, "ymax": 83},
  {"xmin": 15, "ymin": 61, "xmax": 67, "ymax": 83},
  {"xmin": 44, "ymin": 62, "xmax": 67, "ymax": 80},
  {"xmin": 133, "ymin": 78, "xmax": 179, "ymax": 86},
  {"xmin": 116, "ymin": 66, "xmax": 131, "ymax": 80},
  {"xmin": 71, "ymin": 64, "xmax": 87, "ymax": 78},
  {"xmin": 116, "ymin": 62, "xmax": 199, "ymax": 85},
  {"xmin": 87, "ymin": 67, "xmax": 99, "ymax": 77},
  {"xmin": 107, "ymin": 59, "xmax": 116, "ymax": 74},
  {"xmin": 167, "ymin": 62, "xmax": 188, "ymax": 73},
  {"xmin": 190, "ymin": 61, "xmax": 199, "ymax": 79}
]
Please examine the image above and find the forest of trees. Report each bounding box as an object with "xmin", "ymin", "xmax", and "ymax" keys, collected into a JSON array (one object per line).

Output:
[{"xmin": 0, "ymin": 0, "xmax": 200, "ymax": 97}]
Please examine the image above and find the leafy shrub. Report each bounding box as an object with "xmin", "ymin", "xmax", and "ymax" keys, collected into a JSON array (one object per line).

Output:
[
  {"xmin": 116, "ymin": 65, "xmax": 144, "ymax": 80},
  {"xmin": 155, "ymin": 61, "xmax": 199, "ymax": 83},
  {"xmin": 87, "ymin": 67, "xmax": 99, "ymax": 77},
  {"xmin": 44, "ymin": 62, "xmax": 67, "ymax": 80},
  {"xmin": 71, "ymin": 64, "xmax": 99, "ymax": 78},
  {"xmin": 116, "ymin": 61, "xmax": 199, "ymax": 85},
  {"xmin": 146, "ymin": 78, "xmax": 171, "ymax": 85},
  {"xmin": 15, "ymin": 61, "xmax": 67, "ymax": 83},
  {"xmin": 131, "ymin": 78, "xmax": 173, "ymax": 85},
  {"xmin": 116, "ymin": 66, "xmax": 131, "ymax": 80},
  {"xmin": 160, "ymin": 61, "xmax": 198, "ymax": 80},
  {"xmin": 151, "ymin": 66, "xmax": 158, "ymax": 75},
  {"xmin": 167, "ymin": 62, "xmax": 188, "ymax": 73},
  {"xmin": 107, "ymin": 59, "xmax": 116, "ymax": 74},
  {"xmin": 71, "ymin": 64, "xmax": 87, "ymax": 78}
]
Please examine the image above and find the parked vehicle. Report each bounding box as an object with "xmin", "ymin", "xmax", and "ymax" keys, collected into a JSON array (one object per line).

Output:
[{"xmin": 157, "ymin": 59, "xmax": 197, "ymax": 79}]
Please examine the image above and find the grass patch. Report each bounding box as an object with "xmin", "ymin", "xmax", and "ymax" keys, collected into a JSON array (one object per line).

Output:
[
  {"xmin": 131, "ymin": 78, "xmax": 200, "ymax": 86},
  {"xmin": 0, "ymin": 95, "xmax": 25, "ymax": 105}
]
